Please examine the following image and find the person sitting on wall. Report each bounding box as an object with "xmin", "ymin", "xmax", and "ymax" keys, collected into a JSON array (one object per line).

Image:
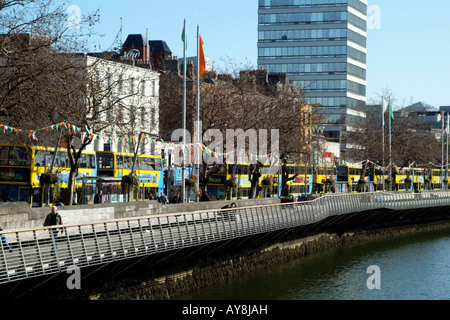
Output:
[
  {"xmin": 158, "ymin": 192, "xmax": 169, "ymax": 205},
  {"xmin": 0, "ymin": 226, "xmax": 12, "ymax": 253},
  {"xmin": 172, "ymin": 192, "xmax": 182, "ymax": 204},
  {"xmin": 94, "ymin": 190, "xmax": 102, "ymax": 204},
  {"xmin": 200, "ymin": 190, "xmax": 210, "ymax": 202}
]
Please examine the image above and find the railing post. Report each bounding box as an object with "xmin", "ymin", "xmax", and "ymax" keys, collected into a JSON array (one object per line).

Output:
[
  {"xmin": 33, "ymin": 230, "xmax": 44, "ymax": 274},
  {"xmin": 104, "ymin": 222, "xmax": 115, "ymax": 260},
  {"xmin": 115, "ymin": 221, "xmax": 126, "ymax": 257},
  {"xmin": 0, "ymin": 233, "xmax": 9, "ymax": 283},
  {"xmin": 137, "ymin": 219, "xmax": 148, "ymax": 253},
  {"xmin": 78, "ymin": 225, "xmax": 89, "ymax": 265},
  {"xmin": 127, "ymin": 220, "xmax": 137, "ymax": 256},
  {"xmin": 147, "ymin": 217, "xmax": 158, "ymax": 253}
]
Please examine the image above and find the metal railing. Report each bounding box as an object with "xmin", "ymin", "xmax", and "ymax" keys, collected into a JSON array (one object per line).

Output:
[{"xmin": 2, "ymin": 190, "xmax": 450, "ymax": 285}]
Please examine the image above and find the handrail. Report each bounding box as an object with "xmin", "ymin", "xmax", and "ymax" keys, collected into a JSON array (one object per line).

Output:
[{"xmin": 2, "ymin": 190, "xmax": 450, "ymax": 285}]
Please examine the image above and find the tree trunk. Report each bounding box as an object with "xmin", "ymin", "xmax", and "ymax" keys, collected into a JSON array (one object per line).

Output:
[{"xmin": 67, "ymin": 168, "xmax": 77, "ymax": 206}]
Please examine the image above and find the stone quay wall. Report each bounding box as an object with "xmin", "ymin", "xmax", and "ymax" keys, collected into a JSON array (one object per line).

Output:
[{"xmin": 0, "ymin": 198, "xmax": 280, "ymax": 231}]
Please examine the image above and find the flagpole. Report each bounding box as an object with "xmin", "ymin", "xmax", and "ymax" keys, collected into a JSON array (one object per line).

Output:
[
  {"xmin": 389, "ymin": 101, "xmax": 392, "ymax": 191},
  {"xmin": 446, "ymin": 112, "xmax": 449, "ymax": 188},
  {"xmin": 182, "ymin": 19, "xmax": 187, "ymax": 204},
  {"xmin": 382, "ymin": 98, "xmax": 385, "ymax": 192},
  {"xmin": 442, "ymin": 112, "xmax": 445, "ymax": 189},
  {"xmin": 196, "ymin": 24, "xmax": 200, "ymax": 202}
]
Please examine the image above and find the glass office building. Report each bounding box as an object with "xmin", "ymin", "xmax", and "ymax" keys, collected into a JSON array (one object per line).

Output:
[{"xmin": 258, "ymin": 0, "xmax": 367, "ymax": 146}]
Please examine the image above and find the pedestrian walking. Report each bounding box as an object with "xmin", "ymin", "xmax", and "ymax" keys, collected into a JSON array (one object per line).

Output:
[
  {"xmin": 0, "ymin": 226, "xmax": 12, "ymax": 253},
  {"xmin": 43, "ymin": 206, "xmax": 63, "ymax": 255}
]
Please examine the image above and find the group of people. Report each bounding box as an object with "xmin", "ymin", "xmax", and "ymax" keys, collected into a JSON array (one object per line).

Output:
[
  {"xmin": 91, "ymin": 188, "xmax": 211, "ymax": 206},
  {"xmin": 147, "ymin": 190, "xmax": 211, "ymax": 204},
  {"xmin": 147, "ymin": 192, "xmax": 169, "ymax": 204}
]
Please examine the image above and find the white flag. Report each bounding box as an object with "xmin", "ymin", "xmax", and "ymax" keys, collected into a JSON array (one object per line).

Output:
[{"xmin": 382, "ymin": 98, "xmax": 388, "ymax": 113}]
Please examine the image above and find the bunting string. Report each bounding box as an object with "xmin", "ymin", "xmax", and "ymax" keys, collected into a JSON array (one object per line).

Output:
[{"xmin": 0, "ymin": 122, "xmax": 281, "ymax": 163}]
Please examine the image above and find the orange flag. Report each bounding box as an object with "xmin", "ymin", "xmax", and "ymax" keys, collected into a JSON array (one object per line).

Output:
[{"xmin": 199, "ymin": 33, "xmax": 206, "ymax": 78}]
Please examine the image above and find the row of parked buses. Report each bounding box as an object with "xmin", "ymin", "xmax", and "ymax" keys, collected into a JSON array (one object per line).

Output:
[
  {"xmin": 1, "ymin": 144, "xmax": 449, "ymax": 206},
  {"xmin": 0, "ymin": 144, "xmax": 165, "ymax": 207},
  {"xmin": 202, "ymin": 162, "xmax": 450, "ymax": 201}
]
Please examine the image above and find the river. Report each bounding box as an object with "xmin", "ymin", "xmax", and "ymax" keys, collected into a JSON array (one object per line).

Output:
[{"xmin": 177, "ymin": 227, "xmax": 450, "ymax": 300}]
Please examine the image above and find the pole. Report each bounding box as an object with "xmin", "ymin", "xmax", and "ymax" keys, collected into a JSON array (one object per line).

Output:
[
  {"xmin": 442, "ymin": 112, "xmax": 445, "ymax": 189},
  {"xmin": 447, "ymin": 112, "xmax": 449, "ymax": 188},
  {"xmin": 146, "ymin": 28, "xmax": 149, "ymax": 67},
  {"xmin": 382, "ymin": 98, "xmax": 386, "ymax": 192},
  {"xmin": 182, "ymin": 19, "xmax": 187, "ymax": 203},
  {"xmin": 389, "ymin": 101, "xmax": 392, "ymax": 191},
  {"xmin": 196, "ymin": 25, "xmax": 200, "ymax": 202}
]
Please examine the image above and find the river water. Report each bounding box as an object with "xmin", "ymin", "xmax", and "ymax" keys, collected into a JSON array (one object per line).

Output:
[{"xmin": 177, "ymin": 227, "xmax": 450, "ymax": 300}]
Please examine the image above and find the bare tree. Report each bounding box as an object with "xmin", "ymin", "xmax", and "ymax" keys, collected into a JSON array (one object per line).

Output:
[
  {"xmin": 0, "ymin": 0, "xmax": 159, "ymax": 205},
  {"xmin": 159, "ymin": 61, "xmax": 312, "ymax": 199},
  {"xmin": 348, "ymin": 89, "xmax": 440, "ymax": 170}
]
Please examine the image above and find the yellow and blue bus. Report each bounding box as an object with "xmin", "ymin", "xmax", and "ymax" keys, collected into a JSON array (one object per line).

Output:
[
  {"xmin": 0, "ymin": 144, "xmax": 97, "ymax": 206},
  {"xmin": 204, "ymin": 164, "xmax": 227, "ymax": 200},
  {"xmin": 283, "ymin": 164, "xmax": 313, "ymax": 200},
  {"xmin": 95, "ymin": 151, "xmax": 164, "ymax": 201},
  {"xmin": 259, "ymin": 163, "xmax": 282, "ymax": 199},
  {"xmin": 205, "ymin": 163, "xmax": 279, "ymax": 201},
  {"xmin": 312, "ymin": 165, "xmax": 335, "ymax": 194}
]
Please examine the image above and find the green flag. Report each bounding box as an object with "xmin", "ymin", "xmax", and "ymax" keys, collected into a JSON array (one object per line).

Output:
[
  {"xmin": 389, "ymin": 103, "xmax": 394, "ymax": 125},
  {"xmin": 181, "ymin": 24, "xmax": 187, "ymax": 50}
]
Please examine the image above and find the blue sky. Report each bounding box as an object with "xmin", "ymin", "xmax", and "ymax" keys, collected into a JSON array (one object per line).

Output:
[{"xmin": 69, "ymin": 0, "xmax": 450, "ymax": 109}]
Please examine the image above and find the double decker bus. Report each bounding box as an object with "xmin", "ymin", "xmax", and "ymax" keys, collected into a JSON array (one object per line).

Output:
[
  {"xmin": 259, "ymin": 163, "xmax": 282, "ymax": 199},
  {"xmin": 413, "ymin": 168, "xmax": 426, "ymax": 191},
  {"xmin": 283, "ymin": 164, "xmax": 313, "ymax": 200},
  {"xmin": 204, "ymin": 164, "xmax": 227, "ymax": 201},
  {"xmin": 205, "ymin": 163, "xmax": 275, "ymax": 201},
  {"xmin": 430, "ymin": 168, "xmax": 444, "ymax": 190},
  {"xmin": 95, "ymin": 151, "xmax": 164, "ymax": 201},
  {"xmin": 0, "ymin": 144, "xmax": 97, "ymax": 207},
  {"xmin": 312, "ymin": 165, "xmax": 335, "ymax": 194}
]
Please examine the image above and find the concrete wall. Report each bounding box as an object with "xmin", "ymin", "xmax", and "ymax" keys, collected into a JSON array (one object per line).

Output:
[{"xmin": 0, "ymin": 198, "xmax": 280, "ymax": 231}]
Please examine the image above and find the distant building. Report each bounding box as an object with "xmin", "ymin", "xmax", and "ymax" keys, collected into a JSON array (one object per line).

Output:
[
  {"xmin": 257, "ymin": 0, "xmax": 368, "ymax": 159},
  {"xmin": 120, "ymin": 34, "xmax": 173, "ymax": 72},
  {"xmin": 80, "ymin": 54, "xmax": 161, "ymax": 155}
]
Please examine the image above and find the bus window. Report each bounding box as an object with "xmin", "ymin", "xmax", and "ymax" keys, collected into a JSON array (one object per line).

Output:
[
  {"xmin": 79, "ymin": 154, "xmax": 87, "ymax": 168},
  {"xmin": 97, "ymin": 153, "xmax": 113, "ymax": 169},
  {"xmin": 9, "ymin": 147, "xmax": 31, "ymax": 166},
  {"xmin": 88, "ymin": 154, "xmax": 96, "ymax": 169},
  {"xmin": 0, "ymin": 146, "xmax": 8, "ymax": 165},
  {"xmin": 155, "ymin": 158, "xmax": 161, "ymax": 171},
  {"xmin": 56, "ymin": 151, "xmax": 67, "ymax": 168},
  {"xmin": 35, "ymin": 150, "xmax": 46, "ymax": 167},
  {"xmin": 124, "ymin": 156, "xmax": 132, "ymax": 169},
  {"xmin": 144, "ymin": 158, "xmax": 154, "ymax": 171},
  {"xmin": 44, "ymin": 151, "xmax": 67, "ymax": 168},
  {"xmin": 116, "ymin": 155, "xmax": 123, "ymax": 169}
]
